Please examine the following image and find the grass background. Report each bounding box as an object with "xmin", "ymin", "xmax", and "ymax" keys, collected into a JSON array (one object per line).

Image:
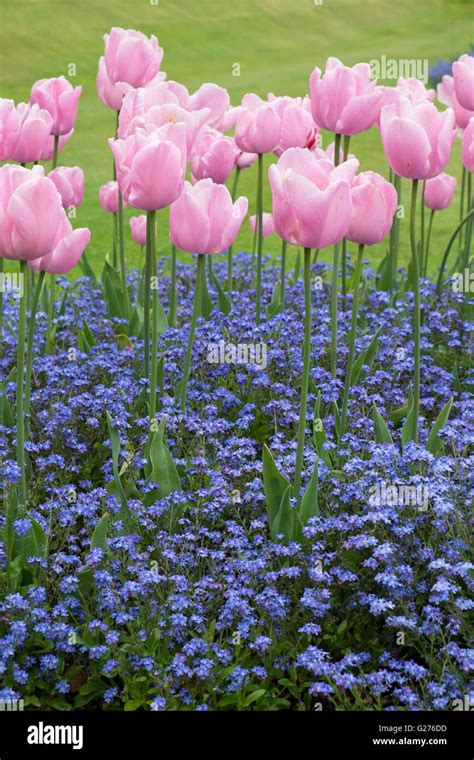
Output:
[{"xmin": 0, "ymin": 0, "xmax": 473, "ymax": 277}]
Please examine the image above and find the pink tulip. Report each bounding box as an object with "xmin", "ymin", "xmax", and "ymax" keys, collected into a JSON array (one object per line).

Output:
[
  {"xmin": 189, "ymin": 83, "xmax": 230, "ymax": 127},
  {"xmin": 103, "ymin": 27, "xmax": 163, "ymax": 88},
  {"xmin": 346, "ymin": 171, "xmax": 397, "ymax": 245},
  {"xmin": 190, "ymin": 127, "xmax": 237, "ymax": 184},
  {"xmin": 380, "ymin": 98, "xmax": 456, "ymax": 180},
  {"xmin": 129, "ymin": 215, "xmax": 147, "ymax": 246},
  {"xmin": 268, "ymin": 147, "xmax": 359, "ymax": 248},
  {"xmin": 96, "ymin": 56, "xmax": 127, "ymax": 111},
  {"xmin": 0, "ymin": 100, "xmax": 53, "ymax": 163},
  {"xmin": 235, "ymin": 149, "xmax": 258, "ymax": 170},
  {"xmin": 169, "ymin": 178, "xmax": 248, "ymax": 254},
  {"xmin": 249, "ymin": 213, "xmax": 274, "ymax": 237},
  {"xmin": 120, "ymin": 100, "xmax": 210, "ymax": 152},
  {"xmin": 424, "ymin": 173, "xmax": 457, "ymax": 211},
  {"xmin": 462, "ymin": 117, "xmax": 474, "ymax": 173},
  {"xmin": 437, "ymin": 76, "xmax": 474, "ymax": 130},
  {"xmin": 48, "ymin": 166, "xmax": 84, "ymax": 208},
  {"xmin": 0, "ymin": 164, "xmax": 70, "ymax": 261},
  {"xmin": 109, "ymin": 121, "xmax": 187, "ymax": 211},
  {"xmin": 452, "ymin": 54, "xmax": 474, "ymax": 112},
  {"xmin": 30, "ymin": 76, "xmax": 82, "ymax": 136},
  {"xmin": 270, "ymin": 96, "xmax": 319, "ymax": 156},
  {"xmin": 214, "ymin": 106, "xmax": 240, "ymax": 132},
  {"xmin": 28, "ymin": 217, "xmax": 91, "ymax": 274},
  {"xmin": 234, "ymin": 94, "xmax": 280, "ymax": 154},
  {"xmin": 40, "ymin": 129, "xmax": 74, "ymax": 161},
  {"xmin": 309, "ymin": 57, "xmax": 382, "ymax": 135},
  {"xmin": 165, "ymin": 80, "xmax": 191, "ymax": 108},
  {"xmin": 376, "ymin": 78, "xmax": 436, "ymax": 126},
  {"xmin": 118, "ymin": 82, "xmax": 180, "ymax": 138},
  {"xmin": 99, "ymin": 180, "xmax": 123, "ymax": 213}
]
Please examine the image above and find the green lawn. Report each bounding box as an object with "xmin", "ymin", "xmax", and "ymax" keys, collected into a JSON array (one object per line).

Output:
[{"xmin": 0, "ymin": 0, "xmax": 472, "ymax": 276}]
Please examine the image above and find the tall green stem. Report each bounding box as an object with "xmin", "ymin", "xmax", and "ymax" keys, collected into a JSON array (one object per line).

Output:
[
  {"xmin": 330, "ymin": 133, "xmax": 342, "ymax": 377},
  {"xmin": 117, "ymin": 190, "xmax": 127, "ymax": 299},
  {"xmin": 148, "ymin": 211, "xmax": 158, "ymax": 419},
  {"xmin": 24, "ymin": 270, "xmax": 45, "ymax": 418},
  {"xmin": 423, "ymin": 209, "xmax": 435, "ymax": 278},
  {"xmin": 143, "ymin": 213, "xmax": 152, "ymax": 378},
  {"xmin": 51, "ymin": 135, "xmax": 59, "ymax": 170},
  {"xmin": 339, "ymin": 244, "xmax": 364, "ymax": 442},
  {"xmin": 112, "ymin": 113, "xmax": 118, "ymax": 269},
  {"xmin": 169, "ymin": 244, "xmax": 177, "ymax": 327},
  {"xmin": 180, "ymin": 254, "xmax": 205, "ymax": 412},
  {"xmin": 256, "ymin": 154, "xmax": 264, "ymax": 324},
  {"xmin": 462, "ymin": 171, "xmax": 472, "ymax": 272},
  {"xmin": 293, "ymin": 248, "xmax": 312, "ymax": 498},
  {"xmin": 16, "ymin": 260, "xmax": 28, "ymax": 502},
  {"xmin": 227, "ymin": 166, "xmax": 240, "ymax": 292},
  {"xmin": 280, "ymin": 240, "xmax": 287, "ymax": 305},
  {"xmin": 409, "ymin": 179, "xmax": 420, "ymax": 444},
  {"xmin": 341, "ymin": 135, "xmax": 351, "ymax": 303}
]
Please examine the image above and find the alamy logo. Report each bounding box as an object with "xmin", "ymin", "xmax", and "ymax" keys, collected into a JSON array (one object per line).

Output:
[
  {"xmin": 452, "ymin": 695, "xmax": 474, "ymax": 711},
  {"xmin": 369, "ymin": 55, "xmax": 429, "ymax": 84},
  {"xmin": 0, "ymin": 272, "xmax": 24, "ymax": 299},
  {"xmin": 207, "ymin": 340, "xmax": 267, "ymax": 370},
  {"xmin": 27, "ymin": 721, "xmax": 83, "ymax": 750},
  {"xmin": 0, "ymin": 698, "xmax": 24, "ymax": 711},
  {"xmin": 369, "ymin": 481, "xmax": 429, "ymax": 511}
]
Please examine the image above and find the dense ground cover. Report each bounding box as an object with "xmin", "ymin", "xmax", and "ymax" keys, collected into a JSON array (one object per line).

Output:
[
  {"xmin": 0, "ymin": 255, "xmax": 472, "ymax": 710},
  {"xmin": 0, "ymin": 0, "xmax": 472, "ymax": 273}
]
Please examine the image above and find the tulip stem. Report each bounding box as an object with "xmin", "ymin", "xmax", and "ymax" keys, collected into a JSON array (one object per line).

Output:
[
  {"xmin": 409, "ymin": 178, "xmax": 420, "ymax": 444},
  {"xmin": 462, "ymin": 171, "xmax": 472, "ymax": 272},
  {"xmin": 280, "ymin": 240, "xmax": 287, "ymax": 305},
  {"xmin": 169, "ymin": 244, "xmax": 177, "ymax": 328},
  {"xmin": 227, "ymin": 166, "xmax": 240, "ymax": 292},
  {"xmin": 330, "ymin": 133, "xmax": 342, "ymax": 377},
  {"xmin": 46, "ymin": 273, "xmax": 55, "ymax": 350},
  {"xmin": 293, "ymin": 247, "xmax": 312, "ymax": 499},
  {"xmin": 341, "ymin": 135, "xmax": 351, "ymax": 304},
  {"xmin": 423, "ymin": 209, "xmax": 435, "ymax": 278},
  {"xmin": 112, "ymin": 121, "xmax": 118, "ymax": 270},
  {"xmin": 16, "ymin": 260, "xmax": 28, "ymax": 503},
  {"xmin": 339, "ymin": 243, "xmax": 364, "ymax": 444},
  {"xmin": 389, "ymin": 174, "xmax": 401, "ymax": 288},
  {"xmin": 256, "ymin": 153, "xmax": 264, "ymax": 324},
  {"xmin": 24, "ymin": 270, "xmax": 46, "ymax": 419},
  {"xmin": 117, "ymin": 189, "xmax": 127, "ymax": 301},
  {"xmin": 459, "ymin": 165, "xmax": 466, "ymax": 252},
  {"xmin": 148, "ymin": 210, "xmax": 158, "ymax": 420},
  {"xmin": 143, "ymin": 213, "xmax": 152, "ymax": 379},
  {"xmin": 51, "ymin": 135, "xmax": 59, "ymax": 171},
  {"xmin": 180, "ymin": 254, "xmax": 205, "ymax": 412}
]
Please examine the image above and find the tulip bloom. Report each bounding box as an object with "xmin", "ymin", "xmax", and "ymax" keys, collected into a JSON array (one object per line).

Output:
[
  {"xmin": 190, "ymin": 127, "xmax": 237, "ymax": 184},
  {"xmin": 109, "ymin": 121, "xmax": 187, "ymax": 211},
  {"xmin": 339, "ymin": 172, "xmax": 397, "ymax": 441},
  {"xmin": 270, "ymin": 96, "xmax": 318, "ymax": 156},
  {"xmin": 424, "ymin": 173, "xmax": 457, "ymax": 211},
  {"xmin": 437, "ymin": 75, "xmax": 474, "ymax": 130},
  {"xmin": 309, "ymin": 57, "xmax": 382, "ymax": 135},
  {"xmin": 130, "ymin": 215, "xmax": 147, "ymax": 246},
  {"xmin": 96, "ymin": 56, "xmax": 127, "ymax": 111},
  {"xmin": 452, "ymin": 54, "xmax": 474, "ymax": 112},
  {"xmin": 99, "ymin": 180, "xmax": 123, "ymax": 213},
  {"xmin": 189, "ymin": 83, "xmax": 230, "ymax": 127},
  {"xmin": 48, "ymin": 166, "xmax": 84, "ymax": 208},
  {"xmin": 269, "ymin": 148, "xmax": 358, "ymax": 249},
  {"xmin": 462, "ymin": 117, "xmax": 474, "ymax": 173},
  {"xmin": 118, "ymin": 82, "xmax": 180, "ymax": 138},
  {"xmin": 0, "ymin": 165, "xmax": 67, "ymax": 261},
  {"xmin": 234, "ymin": 94, "xmax": 280, "ymax": 154},
  {"xmin": 249, "ymin": 213, "xmax": 274, "ymax": 238},
  {"xmin": 30, "ymin": 76, "xmax": 82, "ymax": 136},
  {"xmin": 380, "ymin": 98, "xmax": 456, "ymax": 180},
  {"xmin": 170, "ymin": 179, "xmax": 248, "ymax": 411},
  {"xmin": 346, "ymin": 171, "xmax": 397, "ymax": 245},
  {"xmin": 0, "ymin": 100, "xmax": 53, "ymax": 163},
  {"xmin": 235, "ymin": 149, "xmax": 257, "ymax": 170},
  {"xmin": 103, "ymin": 27, "xmax": 164, "ymax": 88}
]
